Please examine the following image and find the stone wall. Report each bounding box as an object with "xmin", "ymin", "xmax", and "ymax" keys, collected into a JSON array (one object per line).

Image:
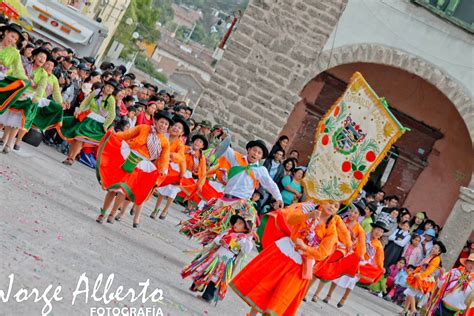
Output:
[{"xmin": 193, "ymin": 0, "xmax": 348, "ymax": 150}]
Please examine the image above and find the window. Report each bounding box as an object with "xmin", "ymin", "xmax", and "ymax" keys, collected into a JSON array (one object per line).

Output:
[{"xmin": 412, "ymin": 0, "xmax": 474, "ymax": 33}]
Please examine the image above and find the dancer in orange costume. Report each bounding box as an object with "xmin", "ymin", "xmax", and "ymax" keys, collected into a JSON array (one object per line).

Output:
[
  {"xmin": 151, "ymin": 114, "xmax": 190, "ymax": 220},
  {"xmin": 178, "ymin": 134, "xmax": 208, "ymax": 212},
  {"xmin": 426, "ymin": 253, "xmax": 474, "ymax": 316},
  {"xmin": 403, "ymin": 240, "xmax": 446, "ymax": 315},
  {"xmin": 230, "ymin": 201, "xmax": 339, "ymax": 316},
  {"xmin": 311, "ymin": 201, "xmax": 367, "ymax": 306},
  {"xmin": 95, "ymin": 110, "xmax": 172, "ymax": 228},
  {"xmin": 322, "ymin": 220, "xmax": 387, "ymax": 308}
]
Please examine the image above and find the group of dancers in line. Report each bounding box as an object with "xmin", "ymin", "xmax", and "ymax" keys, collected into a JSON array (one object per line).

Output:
[{"xmin": 1, "ymin": 22, "xmax": 472, "ymax": 316}]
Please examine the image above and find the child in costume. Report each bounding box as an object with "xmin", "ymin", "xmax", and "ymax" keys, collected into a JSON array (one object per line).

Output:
[
  {"xmin": 0, "ymin": 26, "xmax": 45, "ymax": 153},
  {"xmin": 31, "ymin": 56, "xmax": 67, "ymax": 134},
  {"xmin": 95, "ymin": 110, "xmax": 173, "ymax": 228},
  {"xmin": 310, "ymin": 201, "xmax": 367, "ymax": 303},
  {"xmin": 179, "ymin": 139, "xmax": 284, "ymax": 245},
  {"xmin": 150, "ymin": 114, "xmax": 189, "ymax": 220},
  {"xmin": 182, "ymin": 212, "xmax": 254, "ymax": 303},
  {"xmin": 324, "ymin": 220, "xmax": 388, "ymax": 308},
  {"xmin": 0, "ymin": 23, "xmax": 29, "ymax": 131},
  {"xmin": 403, "ymin": 240, "xmax": 447, "ymax": 315},
  {"xmin": 426, "ymin": 253, "xmax": 474, "ymax": 316},
  {"xmin": 177, "ymin": 134, "xmax": 208, "ymax": 213},
  {"xmin": 59, "ymin": 80, "xmax": 118, "ymax": 165},
  {"xmin": 230, "ymin": 201, "xmax": 339, "ymax": 316}
]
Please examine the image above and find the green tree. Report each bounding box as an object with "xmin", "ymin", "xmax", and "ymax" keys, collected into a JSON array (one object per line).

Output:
[{"xmin": 112, "ymin": 0, "xmax": 163, "ymax": 59}]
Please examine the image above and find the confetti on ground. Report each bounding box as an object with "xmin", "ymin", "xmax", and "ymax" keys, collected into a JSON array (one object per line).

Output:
[{"xmin": 23, "ymin": 251, "xmax": 43, "ymax": 262}]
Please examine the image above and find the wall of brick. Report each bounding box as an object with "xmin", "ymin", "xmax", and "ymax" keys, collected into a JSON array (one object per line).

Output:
[{"xmin": 193, "ymin": 0, "xmax": 348, "ymax": 150}]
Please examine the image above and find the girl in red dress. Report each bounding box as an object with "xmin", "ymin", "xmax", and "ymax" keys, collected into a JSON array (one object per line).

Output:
[
  {"xmin": 310, "ymin": 202, "xmax": 367, "ymax": 303},
  {"xmin": 95, "ymin": 110, "xmax": 173, "ymax": 227},
  {"xmin": 230, "ymin": 201, "xmax": 339, "ymax": 316}
]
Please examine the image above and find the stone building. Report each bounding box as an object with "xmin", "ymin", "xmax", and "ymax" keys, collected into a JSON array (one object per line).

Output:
[{"xmin": 193, "ymin": 0, "xmax": 473, "ymax": 268}]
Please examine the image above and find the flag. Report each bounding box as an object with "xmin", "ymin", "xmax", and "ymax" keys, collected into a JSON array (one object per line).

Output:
[{"xmin": 303, "ymin": 72, "xmax": 407, "ymax": 204}]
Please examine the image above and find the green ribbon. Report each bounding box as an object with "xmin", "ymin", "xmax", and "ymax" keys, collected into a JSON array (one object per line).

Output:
[
  {"xmin": 227, "ymin": 165, "xmax": 255, "ymax": 180},
  {"xmin": 121, "ymin": 151, "xmax": 142, "ymax": 173}
]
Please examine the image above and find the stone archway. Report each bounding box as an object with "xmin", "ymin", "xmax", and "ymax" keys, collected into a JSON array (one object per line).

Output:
[
  {"xmin": 310, "ymin": 44, "xmax": 474, "ymax": 143},
  {"xmin": 301, "ymin": 44, "xmax": 474, "ymax": 268}
]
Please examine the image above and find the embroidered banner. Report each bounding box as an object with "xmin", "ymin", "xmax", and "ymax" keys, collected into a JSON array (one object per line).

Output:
[{"xmin": 303, "ymin": 72, "xmax": 406, "ymax": 204}]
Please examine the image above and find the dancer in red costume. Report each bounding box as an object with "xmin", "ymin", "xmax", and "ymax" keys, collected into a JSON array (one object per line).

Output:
[
  {"xmin": 322, "ymin": 220, "xmax": 387, "ymax": 308},
  {"xmin": 95, "ymin": 110, "xmax": 173, "ymax": 228},
  {"xmin": 178, "ymin": 134, "xmax": 208, "ymax": 212},
  {"xmin": 403, "ymin": 240, "xmax": 447, "ymax": 315},
  {"xmin": 230, "ymin": 201, "xmax": 339, "ymax": 316},
  {"xmin": 310, "ymin": 201, "xmax": 367, "ymax": 304},
  {"xmin": 151, "ymin": 114, "xmax": 189, "ymax": 220}
]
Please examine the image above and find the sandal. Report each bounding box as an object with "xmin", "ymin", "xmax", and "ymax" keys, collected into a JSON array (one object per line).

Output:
[
  {"xmin": 96, "ymin": 214, "xmax": 105, "ymax": 224},
  {"xmin": 106, "ymin": 214, "xmax": 114, "ymax": 224},
  {"xmin": 311, "ymin": 295, "xmax": 319, "ymax": 302},
  {"xmin": 337, "ymin": 298, "xmax": 346, "ymax": 308},
  {"xmin": 13, "ymin": 144, "xmax": 20, "ymax": 151},
  {"xmin": 159, "ymin": 209, "xmax": 168, "ymax": 220},
  {"xmin": 114, "ymin": 215, "xmax": 122, "ymax": 222},
  {"xmin": 2, "ymin": 145, "xmax": 11, "ymax": 154},
  {"xmin": 150, "ymin": 209, "xmax": 159, "ymax": 220},
  {"xmin": 322, "ymin": 296, "xmax": 331, "ymax": 304},
  {"xmin": 133, "ymin": 223, "xmax": 139, "ymax": 228},
  {"xmin": 62, "ymin": 158, "xmax": 73, "ymax": 165}
]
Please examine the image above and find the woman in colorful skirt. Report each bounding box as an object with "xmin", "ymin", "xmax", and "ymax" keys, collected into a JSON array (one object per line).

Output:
[
  {"xmin": 31, "ymin": 56, "xmax": 67, "ymax": 133},
  {"xmin": 179, "ymin": 134, "xmax": 208, "ymax": 212},
  {"xmin": 230, "ymin": 201, "xmax": 339, "ymax": 316},
  {"xmin": 6, "ymin": 47, "xmax": 52, "ymax": 151},
  {"xmin": 323, "ymin": 220, "xmax": 388, "ymax": 308},
  {"xmin": 0, "ymin": 23, "xmax": 40, "ymax": 153},
  {"xmin": 310, "ymin": 201, "xmax": 367, "ymax": 303},
  {"xmin": 403, "ymin": 240, "xmax": 446, "ymax": 316},
  {"xmin": 59, "ymin": 80, "xmax": 118, "ymax": 165},
  {"xmin": 425, "ymin": 253, "xmax": 474, "ymax": 316},
  {"xmin": 150, "ymin": 114, "xmax": 189, "ymax": 220},
  {"xmin": 179, "ymin": 139, "xmax": 284, "ymax": 245},
  {"xmin": 182, "ymin": 212, "xmax": 255, "ymax": 303},
  {"xmin": 95, "ymin": 110, "xmax": 173, "ymax": 227}
]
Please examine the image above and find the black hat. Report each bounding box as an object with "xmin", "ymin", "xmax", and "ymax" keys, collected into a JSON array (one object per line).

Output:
[
  {"xmin": 0, "ymin": 23, "xmax": 23, "ymax": 39},
  {"xmin": 433, "ymin": 241, "xmax": 447, "ymax": 254},
  {"xmin": 100, "ymin": 61, "xmax": 115, "ymax": 71},
  {"xmin": 191, "ymin": 134, "xmax": 209, "ymax": 150},
  {"xmin": 365, "ymin": 202, "xmax": 378, "ymax": 214},
  {"xmin": 0, "ymin": 23, "xmax": 23, "ymax": 48},
  {"xmin": 32, "ymin": 47, "xmax": 51, "ymax": 58},
  {"xmin": 352, "ymin": 200, "xmax": 366, "ymax": 217},
  {"xmin": 229, "ymin": 214, "xmax": 252, "ymax": 232},
  {"xmin": 84, "ymin": 56, "xmax": 96, "ymax": 65},
  {"xmin": 246, "ymin": 140, "xmax": 269, "ymax": 159},
  {"xmin": 104, "ymin": 80, "xmax": 119, "ymax": 89},
  {"xmin": 371, "ymin": 221, "xmax": 389, "ymax": 233},
  {"xmin": 154, "ymin": 110, "xmax": 174, "ymax": 125},
  {"xmin": 172, "ymin": 114, "xmax": 190, "ymax": 137}
]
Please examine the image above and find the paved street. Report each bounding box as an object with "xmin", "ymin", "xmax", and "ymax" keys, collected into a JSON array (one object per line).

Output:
[{"xmin": 0, "ymin": 143, "xmax": 403, "ymax": 316}]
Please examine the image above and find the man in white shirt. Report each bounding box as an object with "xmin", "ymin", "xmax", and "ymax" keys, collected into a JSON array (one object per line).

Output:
[{"xmin": 221, "ymin": 140, "xmax": 283, "ymax": 206}]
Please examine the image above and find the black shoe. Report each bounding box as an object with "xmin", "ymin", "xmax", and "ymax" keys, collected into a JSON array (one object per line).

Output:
[
  {"xmin": 106, "ymin": 215, "xmax": 114, "ymax": 224},
  {"xmin": 130, "ymin": 208, "xmax": 135, "ymax": 216},
  {"xmin": 114, "ymin": 216, "xmax": 121, "ymax": 222},
  {"xmin": 133, "ymin": 223, "xmax": 139, "ymax": 228},
  {"xmin": 13, "ymin": 144, "xmax": 20, "ymax": 151}
]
